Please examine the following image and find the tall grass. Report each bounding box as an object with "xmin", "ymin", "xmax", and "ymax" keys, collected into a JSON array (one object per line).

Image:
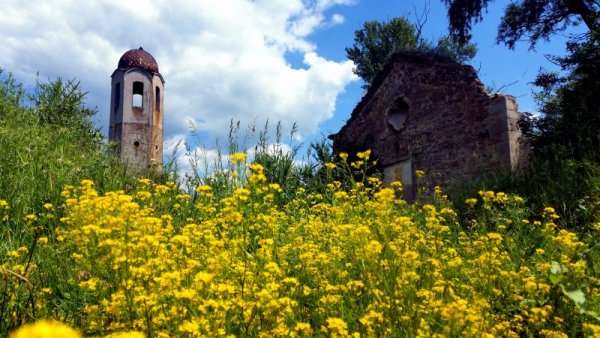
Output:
[{"xmin": 447, "ymin": 154, "xmax": 600, "ymax": 235}]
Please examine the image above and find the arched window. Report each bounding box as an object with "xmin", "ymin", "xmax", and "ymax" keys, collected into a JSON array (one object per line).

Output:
[
  {"xmin": 113, "ymin": 82, "xmax": 120, "ymax": 113},
  {"xmin": 133, "ymin": 81, "xmax": 144, "ymax": 108},
  {"xmin": 155, "ymin": 86, "xmax": 160, "ymax": 111}
]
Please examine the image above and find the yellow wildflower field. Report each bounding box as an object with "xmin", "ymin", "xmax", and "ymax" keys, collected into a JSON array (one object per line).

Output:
[{"xmin": 3, "ymin": 158, "xmax": 600, "ymax": 337}]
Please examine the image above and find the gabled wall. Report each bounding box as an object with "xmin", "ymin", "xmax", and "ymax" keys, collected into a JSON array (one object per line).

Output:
[{"xmin": 331, "ymin": 51, "xmax": 528, "ymax": 192}]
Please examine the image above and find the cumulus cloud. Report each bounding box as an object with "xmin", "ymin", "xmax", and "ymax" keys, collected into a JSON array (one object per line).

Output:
[{"xmin": 0, "ymin": 0, "xmax": 358, "ymax": 146}]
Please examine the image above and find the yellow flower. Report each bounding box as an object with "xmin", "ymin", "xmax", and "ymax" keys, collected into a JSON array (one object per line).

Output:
[
  {"xmin": 154, "ymin": 184, "xmax": 170, "ymax": 194},
  {"xmin": 136, "ymin": 191, "xmax": 152, "ymax": 200},
  {"xmin": 415, "ymin": 170, "xmax": 425, "ymax": 179},
  {"xmin": 583, "ymin": 323, "xmax": 600, "ymax": 337},
  {"xmin": 374, "ymin": 188, "xmax": 395, "ymax": 203},
  {"xmin": 229, "ymin": 152, "xmax": 247, "ymax": 164},
  {"xmin": 351, "ymin": 160, "xmax": 364, "ymax": 169},
  {"xmin": 334, "ymin": 191, "xmax": 349, "ymax": 200},
  {"xmin": 325, "ymin": 317, "xmax": 348, "ymax": 336},
  {"xmin": 465, "ymin": 198, "xmax": 477, "ymax": 207},
  {"xmin": 79, "ymin": 277, "xmax": 100, "ymax": 291},
  {"xmin": 196, "ymin": 185, "xmax": 212, "ymax": 193},
  {"xmin": 9, "ymin": 320, "xmax": 82, "ymax": 338},
  {"xmin": 294, "ymin": 322, "xmax": 313, "ymax": 335},
  {"xmin": 356, "ymin": 150, "xmax": 371, "ymax": 160},
  {"xmin": 138, "ymin": 178, "xmax": 152, "ymax": 186},
  {"xmin": 105, "ymin": 332, "xmax": 146, "ymax": 338},
  {"xmin": 364, "ymin": 240, "xmax": 383, "ymax": 258}
]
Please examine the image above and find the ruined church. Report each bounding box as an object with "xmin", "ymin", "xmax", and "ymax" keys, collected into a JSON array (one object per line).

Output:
[{"xmin": 331, "ymin": 51, "xmax": 528, "ymax": 198}]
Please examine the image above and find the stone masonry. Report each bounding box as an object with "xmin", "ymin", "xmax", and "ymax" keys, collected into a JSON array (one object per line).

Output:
[{"xmin": 331, "ymin": 51, "xmax": 528, "ymax": 198}]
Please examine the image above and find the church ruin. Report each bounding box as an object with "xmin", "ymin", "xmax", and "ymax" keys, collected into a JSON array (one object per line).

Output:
[{"xmin": 331, "ymin": 51, "xmax": 528, "ymax": 198}]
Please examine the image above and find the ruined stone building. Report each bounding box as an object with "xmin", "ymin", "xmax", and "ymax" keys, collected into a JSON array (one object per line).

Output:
[
  {"xmin": 331, "ymin": 51, "xmax": 528, "ymax": 198},
  {"xmin": 109, "ymin": 47, "xmax": 164, "ymax": 173}
]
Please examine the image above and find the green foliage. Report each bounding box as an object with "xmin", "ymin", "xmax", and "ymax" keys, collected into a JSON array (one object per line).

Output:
[
  {"xmin": 252, "ymin": 121, "xmax": 301, "ymax": 202},
  {"xmin": 525, "ymin": 31, "xmax": 600, "ymax": 163},
  {"xmin": 471, "ymin": 29, "xmax": 600, "ymax": 232},
  {"xmin": 345, "ymin": 17, "xmax": 477, "ymax": 87},
  {"xmin": 443, "ymin": 0, "xmax": 599, "ymax": 49},
  {"xmin": 0, "ymin": 69, "xmax": 134, "ymax": 225},
  {"xmin": 430, "ymin": 34, "xmax": 478, "ymax": 62},
  {"xmin": 448, "ymin": 157, "xmax": 600, "ymax": 234},
  {"xmin": 345, "ymin": 18, "xmax": 418, "ymax": 87},
  {"xmin": 0, "ymin": 71, "xmax": 25, "ymax": 116},
  {"xmin": 30, "ymin": 78, "xmax": 99, "ymax": 139}
]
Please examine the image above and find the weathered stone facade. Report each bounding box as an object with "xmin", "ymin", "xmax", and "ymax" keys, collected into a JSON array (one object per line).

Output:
[
  {"xmin": 109, "ymin": 48, "xmax": 164, "ymax": 173},
  {"xmin": 331, "ymin": 51, "xmax": 528, "ymax": 197}
]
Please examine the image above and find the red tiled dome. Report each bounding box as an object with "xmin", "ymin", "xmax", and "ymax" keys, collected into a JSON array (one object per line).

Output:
[{"xmin": 118, "ymin": 47, "xmax": 159, "ymax": 73}]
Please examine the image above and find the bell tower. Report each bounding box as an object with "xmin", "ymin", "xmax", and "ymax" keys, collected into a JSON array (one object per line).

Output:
[{"xmin": 109, "ymin": 47, "xmax": 164, "ymax": 173}]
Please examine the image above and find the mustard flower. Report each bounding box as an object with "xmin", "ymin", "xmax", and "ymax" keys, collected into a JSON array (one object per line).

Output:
[
  {"xmin": 415, "ymin": 170, "xmax": 425, "ymax": 179},
  {"xmin": 138, "ymin": 178, "xmax": 152, "ymax": 186},
  {"xmin": 325, "ymin": 317, "xmax": 348, "ymax": 336},
  {"xmin": 356, "ymin": 149, "xmax": 371, "ymax": 160},
  {"xmin": 229, "ymin": 152, "xmax": 247, "ymax": 164},
  {"xmin": 9, "ymin": 320, "xmax": 82, "ymax": 338},
  {"xmin": 105, "ymin": 332, "xmax": 146, "ymax": 338},
  {"xmin": 294, "ymin": 322, "xmax": 313, "ymax": 335},
  {"xmin": 465, "ymin": 198, "xmax": 477, "ymax": 207}
]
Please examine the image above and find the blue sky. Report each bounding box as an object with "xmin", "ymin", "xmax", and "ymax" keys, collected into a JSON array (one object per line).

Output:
[
  {"xmin": 310, "ymin": 0, "xmax": 583, "ymax": 139},
  {"xmin": 0, "ymin": 0, "xmax": 584, "ymax": 171}
]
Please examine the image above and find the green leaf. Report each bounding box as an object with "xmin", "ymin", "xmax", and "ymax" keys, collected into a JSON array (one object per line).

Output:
[
  {"xmin": 560, "ymin": 285, "xmax": 586, "ymax": 310},
  {"xmin": 549, "ymin": 261, "xmax": 567, "ymax": 285},
  {"xmin": 583, "ymin": 310, "xmax": 600, "ymax": 322}
]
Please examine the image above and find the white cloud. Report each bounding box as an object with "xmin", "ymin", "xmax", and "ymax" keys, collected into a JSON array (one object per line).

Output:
[
  {"xmin": 0, "ymin": 0, "xmax": 358, "ymax": 147},
  {"xmin": 331, "ymin": 13, "xmax": 346, "ymax": 25}
]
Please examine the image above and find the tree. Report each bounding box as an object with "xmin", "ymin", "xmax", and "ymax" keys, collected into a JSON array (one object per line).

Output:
[
  {"xmin": 443, "ymin": 0, "xmax": 600, "ymax": 48},
  {"xmin": 346, "ymin": 17, "xmax": 477, "ymax": 87},
  {"xmin": 30, "ymin": 78, "xmax": 98, "ymax": 137},
  {"xmin": 523, "ymin": 29, "xmax": 600, "ymax": 162}
]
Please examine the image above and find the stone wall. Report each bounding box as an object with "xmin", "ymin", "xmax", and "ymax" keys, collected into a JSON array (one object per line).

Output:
[{"xmin": 331, "ymin": 51, "xmax": 528, "ymax": 191}]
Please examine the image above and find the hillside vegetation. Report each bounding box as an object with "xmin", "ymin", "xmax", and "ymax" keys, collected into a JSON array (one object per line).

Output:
[{"xmin": 1, "ymin": 69, "xmax": 600, "ymax": 337}]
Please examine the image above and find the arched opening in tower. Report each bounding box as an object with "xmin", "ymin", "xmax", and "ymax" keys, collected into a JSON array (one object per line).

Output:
[
  {"xmin": 133, "ymin": 81, "xmax": 144, "ymax": 108},
  {"xmin": 155, "ymin": 86, "xmax": 160, "ymax": 111},
  {"xmin": 114, "ymin": 82, "xmax": 120, "ymax": 113}
]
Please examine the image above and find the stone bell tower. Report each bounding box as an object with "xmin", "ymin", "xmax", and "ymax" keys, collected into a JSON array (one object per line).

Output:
[{"xmin": 109, "ymin": 47, "xmax": 164, "ymax": 173}]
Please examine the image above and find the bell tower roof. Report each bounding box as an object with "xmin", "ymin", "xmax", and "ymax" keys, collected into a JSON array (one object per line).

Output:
[{"xmin": 117, "ymin": 47, "xmax": 159, "ymax": 73}]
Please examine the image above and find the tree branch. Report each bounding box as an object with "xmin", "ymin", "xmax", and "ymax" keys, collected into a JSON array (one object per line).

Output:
[{"xmin": 563, "ymin": 0, "xmax": 599, "ymax": 31}]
